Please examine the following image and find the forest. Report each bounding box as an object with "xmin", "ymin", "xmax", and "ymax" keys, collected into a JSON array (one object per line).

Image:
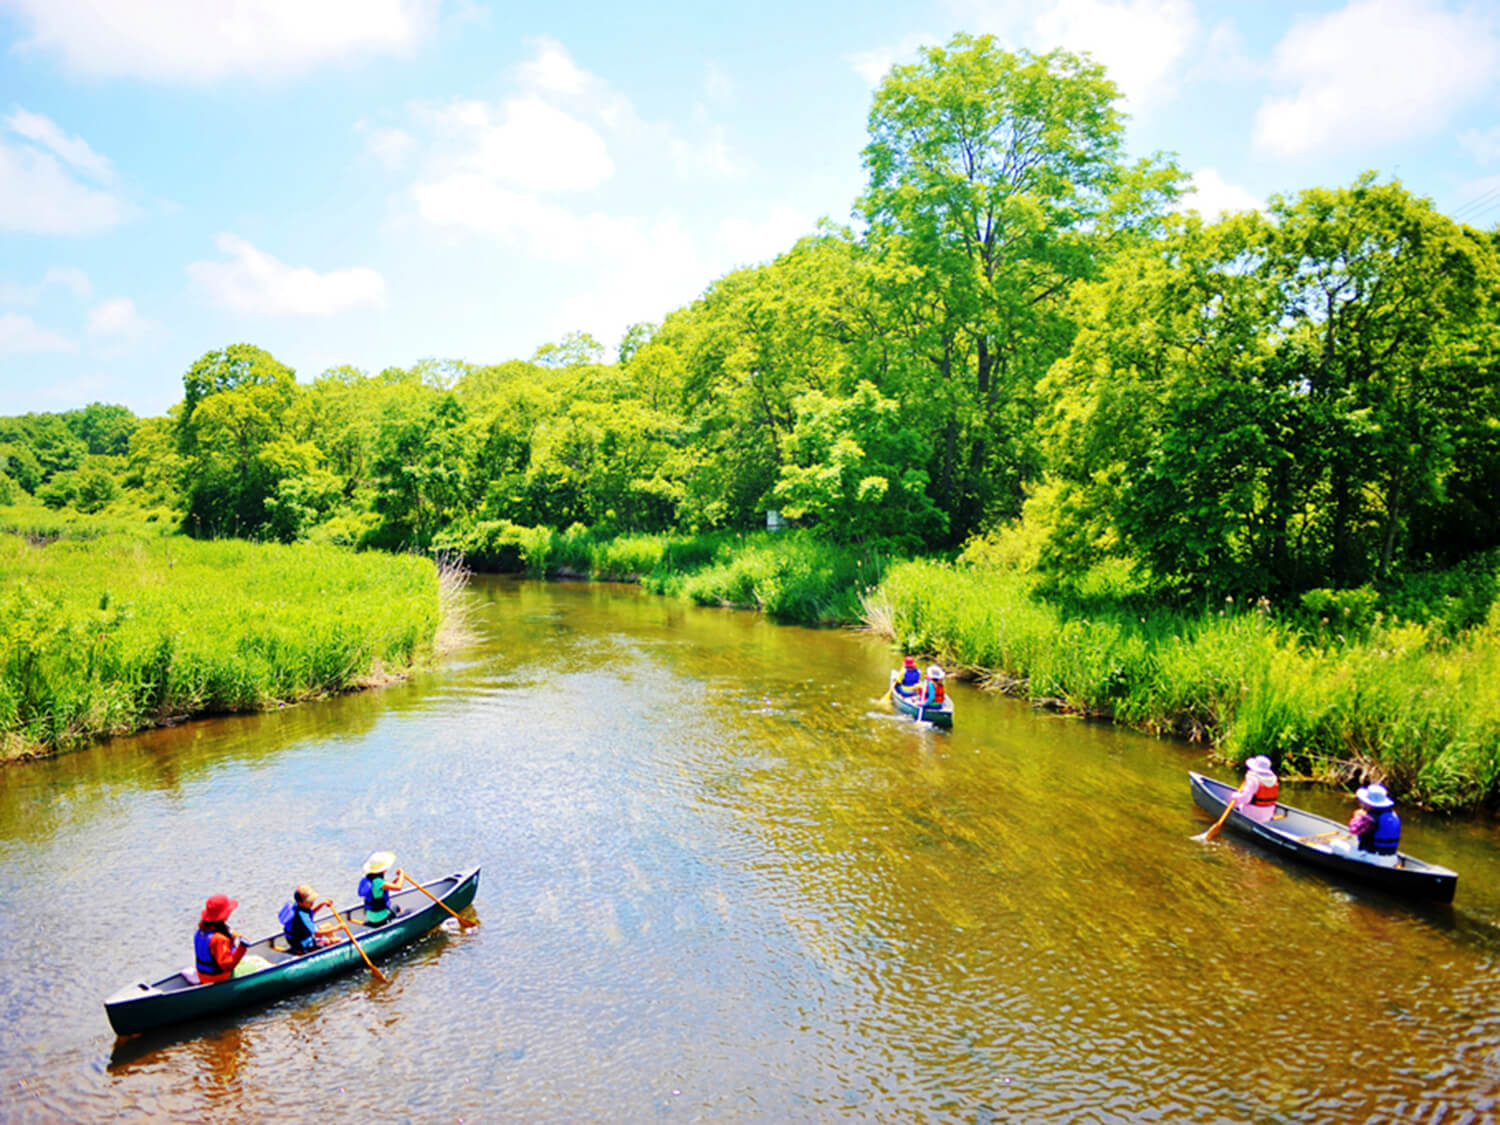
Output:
[{"xmin": 4, "ymin": 35, "xmax": 1499, "ymax": 803}]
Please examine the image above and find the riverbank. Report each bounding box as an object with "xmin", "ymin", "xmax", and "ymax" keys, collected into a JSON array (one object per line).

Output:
[
  {"xmin": 0, "ymin": 520, "xmax": 449, "ymax": 761},
  {"xmin": 433, "ymin": 521, "xmax": 884, "ymax": 625},
  {"xmin": 442, "ymin": 521, "xmax": 1500, "ymax": 811},
  {"xmin": 864, "ymin": 556, "xmax": 1500, "ymax": 812}
]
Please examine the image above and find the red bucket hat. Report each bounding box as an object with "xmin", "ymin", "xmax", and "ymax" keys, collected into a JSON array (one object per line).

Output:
[
  {"xmin": 201, "ymin": 893, "xmax": 238, "ymax": 923},
  {"xmin": 903, "ymin": 656, "xmax": 916, "ymax": 667}
]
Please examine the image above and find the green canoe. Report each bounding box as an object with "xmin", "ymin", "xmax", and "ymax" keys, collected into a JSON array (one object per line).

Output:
[{"xmin": 105, "ymin": 866, "xmax": 481, "ymax": 1036}]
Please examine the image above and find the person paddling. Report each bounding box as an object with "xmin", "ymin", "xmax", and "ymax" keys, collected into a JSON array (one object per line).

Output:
[
  {"xmin": 922, "ymin": 664, "xmax": 946, "ymax": 709},
  {"xmin": 279, "ymin": 884, "xmax": 337, "ymax": 954},
  {"xmin": 194, "ymin": 894, "xmax": 249, "ymax": 984},
  {"xmin": 358, "ymin": 852, "xmax": 408, "ymax": 926},
  {"xmin": 1227, "ymin": 755, "xmax": 1279, "ymax": 824},
  {"xmin": 894, "ymin": 656, "xmax": 921, "ymax": 699}
]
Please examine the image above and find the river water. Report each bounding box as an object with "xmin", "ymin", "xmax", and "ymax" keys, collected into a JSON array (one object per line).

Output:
[{"xmin": 1, "ymin": 576, "xmax": 1499, "ymax": 1123}]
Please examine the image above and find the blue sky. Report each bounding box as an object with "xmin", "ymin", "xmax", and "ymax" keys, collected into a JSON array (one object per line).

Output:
[{"xmin": 2, "ymin": 0, "xmax": 1498, "ymax": 418}]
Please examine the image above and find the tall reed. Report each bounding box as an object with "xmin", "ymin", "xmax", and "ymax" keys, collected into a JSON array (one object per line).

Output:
[{"xmin": 0, "ymin": 531, "xmax": 441, "ymax": 758}]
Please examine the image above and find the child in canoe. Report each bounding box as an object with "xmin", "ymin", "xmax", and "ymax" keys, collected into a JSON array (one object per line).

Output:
[
  {"xmin": 358, "ymin": 852, "xmax": 409, "ymax": 926},
  {"xmin": 893, "ymin": 656, "xmax": 922, "ymax": 698}
]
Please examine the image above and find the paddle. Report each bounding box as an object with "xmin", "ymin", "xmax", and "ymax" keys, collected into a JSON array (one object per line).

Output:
[
  {"xmin": 1299, "ymin": 829, "xmax": 1346, "ymax": 843},
  {"xmin": 406, "ymin": 875, "xmax": 478, "ymax": 929},
  {"xmin": 325, "ymin": 904, "xmax": 389, "ymax": 982},
  {"xmin": 879, "ymin": 671, "xmax": 895, "ymax": 705},
  {"xmin": 1192, "ymin": 796, "xmax": 1238, "ymax": 842}
]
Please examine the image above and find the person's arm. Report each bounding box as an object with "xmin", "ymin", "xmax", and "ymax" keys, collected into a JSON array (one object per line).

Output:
[
  {"xmin": 211, "ymin": 930, "xmax": 248, "ymax": 971},
  {"xmin": 1231, "ymin": 777, "xmax": 1259, "ymax": 810}
]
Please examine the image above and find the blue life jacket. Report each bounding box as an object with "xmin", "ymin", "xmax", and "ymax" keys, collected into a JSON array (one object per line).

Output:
[
  {"xmin": 1362, "ymin": 809, "xmax": 1401, "ymax": 855},
  {"xmin": 194, "ymin": 928, "xmax": 223, "ymax": 979},
  {"xmin": 359, "ymin": 875, "xmax": 392, "ymax": 924},
  {"xmin": 900, "ymin": 667, "xmax": 920, "ymax": 687},
  {"xmin": 279, "ymin": 900, "xmax": 318, "ymax": 953}
]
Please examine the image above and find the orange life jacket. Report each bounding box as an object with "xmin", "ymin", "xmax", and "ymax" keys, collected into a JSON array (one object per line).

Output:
[
  {"xmin": 929, "ymin": 680, "xmax": 945, "ymax": 705},
  {"xmin": 1250, "ymin": 778, "xmax": 1279, "ymax": 808}
]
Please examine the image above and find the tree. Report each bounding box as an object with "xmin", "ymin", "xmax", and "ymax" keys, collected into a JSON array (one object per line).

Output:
[
  {"xmin": 771, "ymin": 381, "xmax": 946, "ymax": 547},
  {"xmin": 1040, "ymin": 176, "xmax": 1500, "ymax": 594},
  {"xmin": 859, "ymin": 33, "xmax": 1181, "ymax": 541},
  {"xmin": 175, "ymin": 345, "xmax": 297, "ymax": 536}
]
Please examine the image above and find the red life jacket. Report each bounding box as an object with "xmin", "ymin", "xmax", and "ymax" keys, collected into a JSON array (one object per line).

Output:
[
  {"xmin": 929, "ymin": 680, "xmax": 945, "ymax": 705},
  {"xmin": 1250, "ymin": 778, "xmax": 1279, "ymax": 808}
]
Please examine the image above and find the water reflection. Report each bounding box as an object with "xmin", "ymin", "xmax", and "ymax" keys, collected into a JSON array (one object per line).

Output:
[{"xmin": 0, "ymin": 576, "xmax": 1496, "ymax": 1122}]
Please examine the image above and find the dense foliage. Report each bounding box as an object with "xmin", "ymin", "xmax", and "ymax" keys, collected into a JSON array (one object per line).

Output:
[
  {"xmin": 0, "ymin": 521, "xmax": 440, "ymax": 758},
  {"xmin": 2, "ymin": 34, "xmax": 1497, "ymax": 796}
]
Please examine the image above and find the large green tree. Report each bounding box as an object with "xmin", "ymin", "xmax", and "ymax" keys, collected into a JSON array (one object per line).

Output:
[
  {"xmin": 859, "ymin": 33, "xmax": 1181, "ymax": 541},
  {"xmin": 1041, "ymin": 176, "xmax": 1500, "ymax": 594}
]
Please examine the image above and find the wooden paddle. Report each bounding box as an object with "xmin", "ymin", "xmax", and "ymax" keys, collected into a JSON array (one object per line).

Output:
[
  {"xmin": 325, "ymin": 904, "xmax": 389, "ymax": 982},
  {"xmin": 1299, "ymin": 829, "xmax": 1345, "ymax": 843},
  {"xmin": 1192, "ymin": 796, "xmax": 1237, "ymax": 842},
  {"xmin": 878, "ymin": 671, "xmax": 895, "ymax": 705},
  {"xmin": 407, "ymin": 875, "xmax": 478, "ymax": 929}
]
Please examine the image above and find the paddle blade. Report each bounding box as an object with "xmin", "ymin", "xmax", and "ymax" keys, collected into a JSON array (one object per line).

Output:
[{"xmin": 1193, "ymin": 802, "xmax": 1235, "ymax": 843}]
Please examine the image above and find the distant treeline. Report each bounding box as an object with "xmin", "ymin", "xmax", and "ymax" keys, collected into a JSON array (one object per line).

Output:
[{"xmin": 4, "ymin": 33, "xmax": 1499, "ymax": 611}]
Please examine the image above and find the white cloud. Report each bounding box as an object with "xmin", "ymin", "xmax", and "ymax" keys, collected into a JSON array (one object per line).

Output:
[
  {"xmin": 412, "ymin": 177, "xmax": 642, "ymax": 259},
  {"xmin": 4, "ymin": 0, "xmax": 434, "ymax": 82},
  {"xmin": 1254, "ymin": 0, "xmax": 1500, "ymax": 159},
  {"xmin": 0, "ymin": 312, "xmax": 77, "ymax": 354},
  {"xmin": 359, "ymin": 123, "xmax": 416, "ymax": 170},
  {"xmin": 421, "ymin": 95, "xmax": 615, "ymax": 195},
  {"xmin": 44, "ymin": 267, "xmax": 93, "ymax": 300},
  {"xmin": 515, "ymin": 35, "xmax": 592, "ymax": 97},
  {"xmin": 4, "ymin": 109, "xmax": 116, "ymax": 183},
  {"xmin": 1459, "ymin": 125, "xmax": 1500, "ymax": 166},
  {"xmin": 718, "ymin": 206, "xmax": 815, "ymax": 266},
  {"xmin": 87, "ymin": 297, "xmax": 154, "ymax": 341},
  {"xmin": 847, "ymin": 33, "xmax": 935, "ymax": 86},
  {"xmin": 940, "ymin": 0, "xmax": 1197, "ymax": 107},
  {"xmin": 1028, "ymin": 0, "xmax": 1197, "ymax": 108},
  {"xmin": 186, "ymin": 234, "xmax": 386, "ymax": 317},
  {"xmin": 1174, "ymin": 168, "xmax": 1262, "ymax": 220},
  {"xmin": 703, "ymin": 62, "xmax": 734, "ymax": 105},
  {"xmin": 0, "ymin": 114, "xmax": 126, "ymax": 235},
  {"xmin": 0, "ymin": 267, "xmax": 93, "ymax": 305}
]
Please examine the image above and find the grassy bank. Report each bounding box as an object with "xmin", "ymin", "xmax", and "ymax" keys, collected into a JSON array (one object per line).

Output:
[
  {"xmin": 434, "ymin": 521, "xmax": 883, "ymax": 625},
  {"xmin": 0, "ymin": 523, "xmax": 444, "ymax": 759},
  {"xmin": 864, "ymin": 557, "xmax": 1500, "ymax": 811}
]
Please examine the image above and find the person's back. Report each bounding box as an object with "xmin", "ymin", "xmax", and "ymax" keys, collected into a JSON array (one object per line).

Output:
[
  {"xmin": 1234, "ymin": 756, "xmax": 1279, "ymax": 824},
  {"xmin": 897, "ymin": 657, "xmax": 921, "ymax": 695}
]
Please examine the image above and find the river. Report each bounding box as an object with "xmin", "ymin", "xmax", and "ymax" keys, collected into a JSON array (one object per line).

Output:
[{"xmin": 1, "ymin": 576, "xmax": 1498, "ymax": 1123}]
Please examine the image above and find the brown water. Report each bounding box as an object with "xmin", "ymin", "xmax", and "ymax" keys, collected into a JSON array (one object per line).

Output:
[{"xmin": 2, "ymin": 576, "xmax": 1500, "ymax": 1123}]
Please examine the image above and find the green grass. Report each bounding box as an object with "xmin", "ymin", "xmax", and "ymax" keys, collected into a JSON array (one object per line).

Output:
[
  {"xmin": 434, "ymin": 522, "xmax": 887, "ymax": 626},
  {"xmin": 0, "ymin": 529, "xmax": 441, "ymax": 758},
  {"xmin": 864, "ymin": 558, "xmax": 1500, "ymax": 810}
]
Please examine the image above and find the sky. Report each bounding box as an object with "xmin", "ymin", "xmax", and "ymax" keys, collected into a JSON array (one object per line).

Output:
[{"xmin": 1, "ymin": 0, "xmax": 1498, "ymax": 418}]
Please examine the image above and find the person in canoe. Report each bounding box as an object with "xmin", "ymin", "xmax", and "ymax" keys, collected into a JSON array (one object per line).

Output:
[
  {"xmin": 279, "ymin": 884, "xmax": 338, "ymax": 954},
  {"xmin": 359, "ymin": 852, "xmax": 408, "ymax": 926},
  {"xmin": 1225, "ymin": 755, "xmax": 1279, "ymax": 824},
  {"xmin": 893, "ymin": 656, "xmax": 922, "ymax": 699},
  {"xmin": 194, "ymin": 894, "xmax": 248, "ymax": 983},
  {"xmin": 922, "ymin": 664, "xmax": 946, "ymax": 709},
  {"xmin": 1332, "ymin": 783, "xmax": 1401, "ymax": 866}
]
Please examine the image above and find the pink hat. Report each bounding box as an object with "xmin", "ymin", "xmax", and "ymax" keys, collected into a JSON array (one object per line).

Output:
[
  {"xmin": 201, "ymin": 893, "xmax": 238, "ymax": 923},
  {"xmin": 903, "ymin": 656, "xmax": 916, "ymax": 667}
]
